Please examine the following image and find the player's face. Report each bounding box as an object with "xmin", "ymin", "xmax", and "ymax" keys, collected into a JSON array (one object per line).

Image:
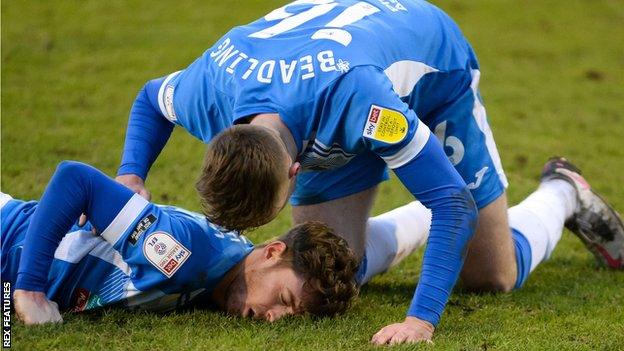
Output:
[{"xmin": 224, "ymin": 242, "xmax": 306, "ymax": 322}]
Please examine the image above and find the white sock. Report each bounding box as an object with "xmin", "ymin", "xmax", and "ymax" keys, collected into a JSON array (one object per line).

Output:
[
  {"xmin": 508, "ymin": 179, "xmax": 578, "ymax": 272},
  {"xmin": 359, "ymin": 201, "xmax": 432, "ymax": 284}
]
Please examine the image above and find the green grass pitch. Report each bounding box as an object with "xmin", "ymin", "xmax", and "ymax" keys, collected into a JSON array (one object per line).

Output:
[{"xmin": 2, "ymin": 0, "xmax": 623, "ymax": 350}]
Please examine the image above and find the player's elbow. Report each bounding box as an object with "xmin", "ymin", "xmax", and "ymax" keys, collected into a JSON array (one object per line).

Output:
[
  {"xmin": 141, "ymin": 77, "xmax": 166, "ymax": 110},
  {"xmin": 458, "ymin": 186, "xmax": 478, "ymax": 238},
  {"xmin": 54, "ymin": 160, "xmax": 92, "ymax": 184},
  {"xmin": 441, "ymin": 186, "xmax": 478, "ymax": 240},
  {"xmin": 56, "ymin": 160, "xmax": 88, "ymax": 175}
]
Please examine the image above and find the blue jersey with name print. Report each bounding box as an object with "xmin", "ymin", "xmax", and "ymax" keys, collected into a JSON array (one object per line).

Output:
[
  {"xmin": 119, "ymin": 0, "xmax": 484, "ymax": 327},
  {"xmin": 156, "ymin": 0, "xmax": 478, "ymax": 171},
  {"xmin": 1, "ymin": 197, "xmax": 253, "ymax": 312}
]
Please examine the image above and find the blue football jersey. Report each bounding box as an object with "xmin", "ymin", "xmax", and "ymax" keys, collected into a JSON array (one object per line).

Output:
[
  {"xmin": 1, "ymin": 197, "xmax": 253, "ymax": 312},
  {"xmin": 157, "ymin": 0, "xmax": 477, "ymax": 171}
]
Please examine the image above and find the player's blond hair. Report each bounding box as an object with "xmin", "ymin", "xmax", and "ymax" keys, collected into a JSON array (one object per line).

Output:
[{"xmin": 196, "ymin": 125, "xmax": 288, "ymax": 231}]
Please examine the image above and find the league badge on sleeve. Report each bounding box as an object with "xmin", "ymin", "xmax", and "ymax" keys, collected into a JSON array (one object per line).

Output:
[
  {"xmin": 363, "ymin": 105, "xmax": 408, "ymax": 144},
  {"xmin": 143, "ymin": 232, "xmax": 192, "ymax": 278}
]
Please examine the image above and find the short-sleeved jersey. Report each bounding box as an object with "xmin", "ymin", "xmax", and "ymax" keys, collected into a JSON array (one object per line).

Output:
[
  {"xmin": 157, "ymin": 0, "xmax": 477, "ymax": 171},
  {"xmin": 1, "ymin": 197, "xmax": 253, "ymax": 312}
]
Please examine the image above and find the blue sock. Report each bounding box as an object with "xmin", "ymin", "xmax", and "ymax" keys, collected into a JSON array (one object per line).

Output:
[{"xmin": 512, "ymin": 228, "xmax": 532, "ymax": 289}]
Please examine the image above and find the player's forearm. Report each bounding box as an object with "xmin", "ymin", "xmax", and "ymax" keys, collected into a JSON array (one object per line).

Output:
[
  {"xmin": 118, "ymin": 78, "xmax": 174, "ymax": 180},
  {"xmin": 406, "ymin": 187, "xmax": 476, "ymax": 325},
  {"xmin": 394, "ymin": 136, "xmax": 478, "ymax": 326}
]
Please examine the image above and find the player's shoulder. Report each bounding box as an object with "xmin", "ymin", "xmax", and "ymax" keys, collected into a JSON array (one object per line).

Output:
[
  {"xmin": 155, "ymin": 204, "xmax": 252, "ymax": 247},
  {"xmin": 321, "ymin": 64, "xmax": 392, "ymax": 103},
  {"xmin": 154, "ymin": 204, "xmax": 211, "ymax": 234}
]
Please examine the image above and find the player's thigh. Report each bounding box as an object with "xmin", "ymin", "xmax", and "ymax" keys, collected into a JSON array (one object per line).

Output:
[
  {"xmin": 422, "ymin": 71, "xmax": 515, "ymax": 290},
  {"xmin": 290, "ymin": 153, "xmax": 388, "ymax": 258},
  {"xmin": 423, "ymin": 85, "xmax": 508, "ymax": 209}
]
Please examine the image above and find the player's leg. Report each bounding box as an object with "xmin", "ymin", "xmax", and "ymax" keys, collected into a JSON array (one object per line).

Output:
[
  {"xmin": 523, "ymin": 158, "xmax": 623, "ymax": 269},
  {"xmin": 424, "ymin": 68, "xmax": 585, "ymax": 291},
  {"xmin": 291, "ymin": 153, "xmax": 433, "ymax": 284},
  {"xmin": 291, "ymin": 152, "xmax": 391, "ymax": 258},
  {"xmin": 460, "ymin": 193, "xmax": 518, "ymax": 291},
  {"xmin": 358, "ymin": 201, "xmax": 431, "ymax": 284},
  {"xmin": 292, "ymin": 187, "xmax": 377, "ymax": 258},
  {"xmin": 421, "ymin": 67, "xmax": 521, "ymax": 291},
  {"xmin": 468, "ymin": 156, "xmax": 624, "ymax": 291}
]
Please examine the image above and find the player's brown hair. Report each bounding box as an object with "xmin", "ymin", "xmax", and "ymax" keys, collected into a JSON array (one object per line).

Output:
[
  {"xmin": 196, "ymin": 125, "xmax": 288, "ymax": 231},
  {"xmin": 278, "ymin": 222, "xmax": 359, "ymax": 317}
]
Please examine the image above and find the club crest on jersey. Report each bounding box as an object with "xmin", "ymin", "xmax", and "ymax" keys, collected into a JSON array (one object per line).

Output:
[
  {"xmin": 143, "ymin": 232, "xmax": 191, "ymax": 278},
  {"xmin": 363, "ymin": 105, "xmax": 408, "ymax": 143}
]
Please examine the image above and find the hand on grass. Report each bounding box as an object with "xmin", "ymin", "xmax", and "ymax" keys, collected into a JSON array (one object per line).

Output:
[
  {"xmin": 371, "ymin": 316, "xmax": 434, "ymax": 345},
  {"xmin": 13, "ymin": 290, "xmax": 63, "ymax": 325}
]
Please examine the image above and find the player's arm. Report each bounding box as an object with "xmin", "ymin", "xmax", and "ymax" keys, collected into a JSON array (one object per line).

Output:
[
  {"xmin": 14, "ymin": 161, "xmax": 145, "ymax": 324},
  {"xmin": 117, "ymin": 76, "xmax": 176, "ymax": 196},
  {"xmin": 329, "ymin": 66, "xmax": 477, "ymax": 343}
]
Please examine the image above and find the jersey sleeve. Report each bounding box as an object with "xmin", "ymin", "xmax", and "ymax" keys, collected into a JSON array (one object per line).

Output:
[
  {"xmin": 323, "ymin": 65, "xmax": 431, "ymax": 168},
  {"xmin": 117, "ymin": 75, "xmax": 176, "ymax": 180},
  {"xmin": 13, "ymin": 160, "xmax": 220, "ymax": 296},
  {"xmin": 100, "ymin": 203, "xmax": 211, "ymax": 293},
  {"xmin": 324, "ymin": 65, "xmax": 478, "ymax": 326}
]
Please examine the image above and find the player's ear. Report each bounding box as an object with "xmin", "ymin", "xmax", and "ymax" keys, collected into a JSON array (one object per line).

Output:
[
  {"xmin": 288, "ymin": 162, "xmax": 300, "ymax": 179},
  {"xmin": 263, "ymin": 241, "xmax": 287, "ymax": 261}
]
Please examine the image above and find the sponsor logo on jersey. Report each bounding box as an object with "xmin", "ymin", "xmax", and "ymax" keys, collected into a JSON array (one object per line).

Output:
[
  {"xmin": 143, "ymin": 232, "xmax": 191, "ymax": 278},
  {"xmin": 72, "ymin": 288, "xmax": 90, "ymax": 312},
  {"xmin": 369, "ymin": 108, "xmax": 380, "ymax": 123},
  {"xmin": 73, "ymin": 290, "xmax": 103, "ymax": 312},
  {"xmin": 363, "ymin": 104, "xmax": 408, "ymax": 143},
  {"xmin": 163, "ymin": 259, "xmax": 178, "ymax": 274},
  {"xmin": 85, "ymin": 294, "xmax": 103, "ymax": 310},
  {"xmin": 128, "ymin": 214, "xmax": 157, "ymax": 245}
]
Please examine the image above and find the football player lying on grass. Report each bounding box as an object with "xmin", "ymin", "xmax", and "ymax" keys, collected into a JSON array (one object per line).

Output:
[
  {"xmin": 1, "ymin": 161, "xmax": 359, "ymax": 325},
  {"xmin": 113, "ymin": 0, "xmax": 624, "ymax": 343}
]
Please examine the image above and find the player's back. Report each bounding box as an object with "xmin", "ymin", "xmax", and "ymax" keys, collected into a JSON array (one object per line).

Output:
[{"xmin": 169, "ymin": 0, "xmax": 476, "ymax": 141}]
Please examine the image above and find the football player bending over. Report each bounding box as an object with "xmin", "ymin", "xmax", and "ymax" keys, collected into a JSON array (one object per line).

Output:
[
  {"xmin": 1, "ymin": 161, "xmax": 359, "ymax": 325},
  {"xmin": 112, "ymin": 0, "xmax": 624, "ymax": 344}
]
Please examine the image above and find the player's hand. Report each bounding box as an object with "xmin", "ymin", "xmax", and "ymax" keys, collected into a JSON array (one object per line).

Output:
[
  {"xmin": 115, "ymin": 174, "xmax": 151, "ymax": 200},
  {"xmin": 371, "ymin": 316, "xmax": 434, "ymax": 345},
  {"xmin": 13, "ymin": 289, "xmax": 63, "ymax": 325},
  {"xmin": 78, "ymin": 213, "xmax": 88, "ymax": 227}
]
